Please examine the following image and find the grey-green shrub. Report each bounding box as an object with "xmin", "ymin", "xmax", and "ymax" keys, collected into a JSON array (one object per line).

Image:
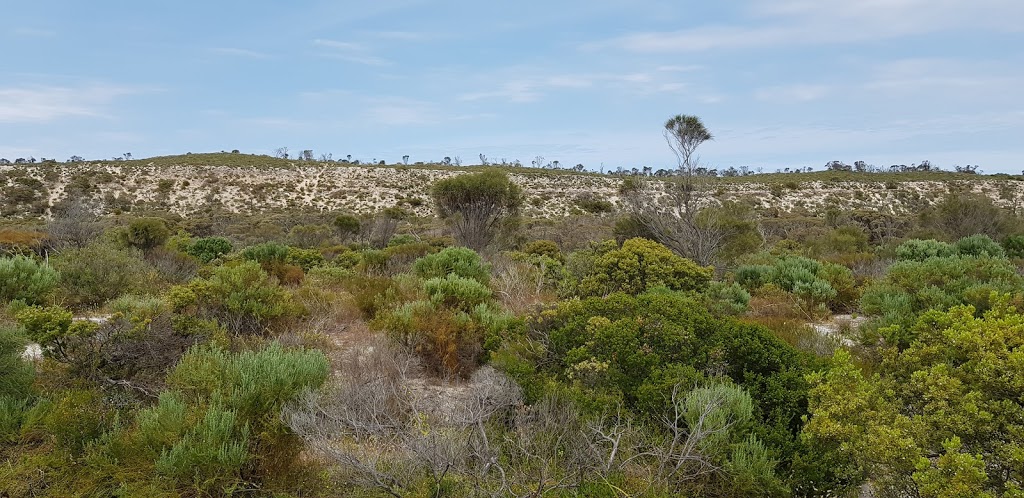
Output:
[
  {"xmin": 954, "ymin": 234, "xmax": 1005, "ymax": 258},
  {"xmin": 895, "ymin": 239, "xmax": 956, "ymax": 261},
  {"xmin": 0, "ymin": 255, "xmax": 58, "ymax": 305}
]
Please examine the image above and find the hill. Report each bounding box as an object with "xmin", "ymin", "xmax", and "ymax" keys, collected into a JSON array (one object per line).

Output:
[{"xmin": 2, "ymin": 152, "xmax": 1023, "ymax": 219}]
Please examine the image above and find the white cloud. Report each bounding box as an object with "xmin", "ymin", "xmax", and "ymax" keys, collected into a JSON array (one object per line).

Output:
[
  {"xmin": 593, "ymin": 0, "xmax": 1024, "ymax": 52},
  {"xmin": 0, "ymin": 85, "xmax": 142, "ymax": 123},
  {"xmin": 755, "ymin": 84, "xmax": 830, "ymax": 102},
  {"xmin": 312, "ymin": 39, "xmax": 391, "ymax": 66}
]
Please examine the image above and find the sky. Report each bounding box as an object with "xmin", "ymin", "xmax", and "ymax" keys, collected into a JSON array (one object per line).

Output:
[{"xmin": 2, "ymin": 0, "xmax": 1023, "ymax": 173}]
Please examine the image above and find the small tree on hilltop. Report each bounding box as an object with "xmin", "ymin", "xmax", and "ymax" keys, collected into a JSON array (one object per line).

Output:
[{"xmin": 431, "ymin": 170, "xmax": 523, "ymax": 252}]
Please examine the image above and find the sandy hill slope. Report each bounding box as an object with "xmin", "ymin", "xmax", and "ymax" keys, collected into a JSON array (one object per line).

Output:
[{"xmin": 2, "ymin": 153, "xmax": 1023, "ymax": 218}]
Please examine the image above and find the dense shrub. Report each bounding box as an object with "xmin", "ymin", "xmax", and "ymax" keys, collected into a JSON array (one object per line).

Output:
[
  {"xmin": 0, "ymin": 255, "xmax": 58, "ymax": 305},
  {"xmin": 1002, "ymin": 234, "xmax": 1024, "ymax": 259},
  {"xmin": 123, "ymin": 217, "xmax": 171, "ymax": 250},
  {"xmin": 860, "ymin": 255, "xmax": 1024, "ymax": 346},
  {"xmin": 412, "ymin": 246, "xmax": 490, "ymax": 284},
  {"xmin": 0, "ymin": 326, "xmax": 33, "ymax": 401},
  {"xmin": 895, "ymin": 238, "xmax": 956, "ymax": 261},
  {"xmin": 735, "ymin": 254, "xmax": 855, "ymax": 311},
  {"xmin": 804, "ymin": 302, "xmax": 1024, "ymax": 496},
  {"xmin": 378, "ymin": 270, "xmax": 515, "ymax": 377},
  {"xmin": 186, "ymin": 236, "xmax": 232, "ymax": 263},
  {"xmin": 53, "ymin": 241, "xmax": 157, "ymax": 307},
  {"xmin": 332, "ymin": 214, "xmax": 361, "ymax": 241},
  {"xmin": 494, "ymin": 288, "xmax": 817, "ymax": 485},
  {"xmin": 954, "ymin": 234, "xmax": 1005, "ymax": 258},
  {"xmin": 241, "ymin": 241, "xmax": 290, "ymax": 265},
  {"xmin": 169, "ymin": 261, "xmax": 295, "ymax": 334},
  {"xmin": 572, "ymin": 238, "xmax": 712, "ymax": 297}
]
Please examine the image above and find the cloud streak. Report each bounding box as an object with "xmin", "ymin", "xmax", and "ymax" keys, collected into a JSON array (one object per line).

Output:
[{"xmin": 0, "ymin": 85, "xmax": 144, "ymax": 123}]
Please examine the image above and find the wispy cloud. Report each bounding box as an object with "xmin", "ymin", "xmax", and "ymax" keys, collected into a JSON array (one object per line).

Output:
[
  {"xmin": 459, "ymin": 69, "xmax": 693, "ymax": 102},
  {"xmin": 0, "ymin": 85, "xmax": 144, "ymax": 123},
  {"xmin": 312, "ymin": 39, "xmax": 391, "ymax": 66},
  {"xmin": 755, "ymin": 84, "xmax": 830, "ymax": 102},
  {"xmin": 591, "ymin": 0, "xmax": 1024, "ymax": 53},
  {"xmin": 210, "ymin": 47, "xmax": 272, "ymax": 59}
]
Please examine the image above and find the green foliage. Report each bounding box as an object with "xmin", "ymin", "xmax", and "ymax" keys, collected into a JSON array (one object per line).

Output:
[
  {"xmin": 424, "ymin": 274, "xmax": 492, "ymax": 311},
  {"xmin": 170, "ymin": 261, "xmax": 294, "ymax": 334},
  {"xmin": 431, "ymin": 170, "xmax": 523, "ymax": 251},
  {"xmin": 574, "ymin": 238, "xmax": 713, "ymax": 297},
  {"xmin": 860, "ymin": 255, "xmax": 1024, "ymax": 345},
  {"xmin": 954, "ymin": 234, "xmax": 1006, "ymax": 258},
  {"xmin": 332, "ymin": 214, "xmax": 361, "ymax": 239},
  {"xmin": 736, "ymin": 254, "xmax": 854, "ymax": 311},
  {"xmin": 412, "ymin": 246, "xmax": 490, "ymax": 284},
  {"xmin": 285, "ymin": 247, "xmax": 325, "ymax": 271},
  {"xmin": 0, "ymin": 326, "xmax": 33, "ymax": 401},
  {"xmin": 187, "ymin": 236, "xmax": 232, "ymax": 263},
  {"xmin": 15, "ymin": 305, "xmax": 73, "ymax": 349},
  {"xmin": 896, "ymin": 238, "xmax": 956, "ymax": 261},
  {"xmin": 1001, "ymin": 234, "xmax": 1024, "ymax": 259},
  {"xmin": 805, "ymin": 302, "xmax": 1024, "ymax": 496},
  {"xmin": 53, "ymin": 241, "xmax": 157, "ymax": 307},
  {"xmin": 124, "ymin": 217, "xmax": 171, "ymax": 250},
  {"xmin": 0, "ymin": 255, "xmax": 58, "ymax": 305},
  {"xmin": 705, "ymin": 281, "xmax": 751, "ymax": 316},
  {"xmin": 522, "ymin": 239, "xmax": 562, "ymax": 261},
  {"xmin": 240, "ymin": 241, "xmax": 290, "ymax": 265},
  {"xmin": 500, "ymin": 288, "xmax": 815, "ymax": 483}
]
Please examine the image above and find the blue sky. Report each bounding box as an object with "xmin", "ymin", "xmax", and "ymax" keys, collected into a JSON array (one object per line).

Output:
[{"xmin": 2, "ymin": 0, "xmax": 1023, "ymax": 172}]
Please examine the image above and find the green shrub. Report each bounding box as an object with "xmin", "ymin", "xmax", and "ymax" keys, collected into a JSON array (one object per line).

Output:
[
  {"xmin": 124, "ymin": 217, "xmax": 171, "ymax": 250},
  {"xmin": 186, "ymin": 236, "xmax": 232, "ymax": 263},
  {"xmin": 954, "ymin": 234, "xmax": 1005, "ymax": 258},
  {"xmin": 895, "ymin": 239, "xmax": 956, "ymax": 261},
  {"xmin": 285, "ymin": 247, "xmax": 325, "ymax": 271},
  {"xmin": 705, "ymin": 281, "xmax": 751, "ymax": 316},
  {"xmin": 522, "ymin": 239, "xmax": 562, "ymax": 261},
  {"xmin": 169, "ymin": 261, "xmax": 294, "ymax": 334},
  {"xmin": 574, "ymin": 238, "xmax": 713, "ymax": 297},
  {"xmin": 0, "ymin": 255, "xmax": 58, "ymax": 305},
  {"xmin": 1002, "ymin": 234, "xmax": 1024, "ymax": 259},
  {"xmin": 412, "ymin": 246, "xmax": 490, "ymax": 284},
  {"xmin": 332, "ymin": 214, "xmax": 360, "ymax": 241},
  {"xmin": 53, "ymin": 241, "xmax": 156, "ymax": 307},
  {"xmin": 0, "ymin": 326, "xmax": 33, "ymax": 401},
  {"xmin": 240, "ymin": 241, "xmax": 290, "ymax": 265},
  {"xmin": 735, "ymin": 254, "xmax": 853, "ymax": 311},
  {"xmin": 424, "ymin": 274, "xmax": 493, "ymax": 311},
  {"xmin": 860, "ymin": 255, "xmax": 1024, "ymax": 346}
]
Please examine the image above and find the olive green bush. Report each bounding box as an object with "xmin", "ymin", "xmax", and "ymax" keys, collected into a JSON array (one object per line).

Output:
[
  {"xmin": 123, "ymin": 217, "xmax": 171, "ymax": 250},
  {"xmin": 0, "ymin": 255, "xmax": 58, "ymax": 305},
  {"xmin": 569, "ymin": 238, "xmax": 713, "ymax": 297},
  {"xmin": 52, "ymin": 241, "xmax": 157, "ymax": 307},
  {"xmin": 169, "ymin": 261, "xmax": 295, "ymax": 334}
]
